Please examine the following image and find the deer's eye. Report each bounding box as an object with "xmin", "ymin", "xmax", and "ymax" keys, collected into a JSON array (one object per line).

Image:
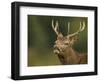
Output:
[{"xmin": 64, "ymin": 42, "xmax": 69, "ymax": 45}]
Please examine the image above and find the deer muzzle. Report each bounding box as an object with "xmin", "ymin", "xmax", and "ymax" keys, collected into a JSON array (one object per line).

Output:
[{"xmin": 53, "ymin": 45, "xmax": 63, "ymax": 54}]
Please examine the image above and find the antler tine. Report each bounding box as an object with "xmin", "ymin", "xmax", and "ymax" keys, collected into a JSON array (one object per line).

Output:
[
  {"xmin": 80, "ymin": 22, "xmax": 85, "ymax": 32},
  {"xmin": 67, "ymin": 22, "xmax": 85, "ymax": 38},
  {"xmin": 67, "ymin": 22, "xmax": 70, "ymax": 35},
  {"xmin": 52, "ymin": 20, "xmax": 59, "ymax": 35}
]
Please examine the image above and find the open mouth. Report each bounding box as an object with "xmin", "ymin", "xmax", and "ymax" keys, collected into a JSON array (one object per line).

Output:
[
  {"xmin": 58, "ymin": 55, "xmax": 66, "ymax": 65},
  {"xmin": 58, "ymin": 54, "xmax": 64, "ymax": 58}
]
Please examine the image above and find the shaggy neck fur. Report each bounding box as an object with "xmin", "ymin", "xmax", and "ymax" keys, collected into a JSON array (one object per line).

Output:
[{"xmin": 58, "ymin": 47, "xmax": 80, "ymax": 65}]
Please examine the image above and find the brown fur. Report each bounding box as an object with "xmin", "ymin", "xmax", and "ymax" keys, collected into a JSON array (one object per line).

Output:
[
  {"xmin": 52, "ymin": 20, "xmax": 87, "ymax": 65},
  {"xmin": 56, "ymin": 47, "xmax": 87, "ymax": 65},
  {"xmin": 53, "ymin": 34, "xmax": 87, "ymax": 65}
]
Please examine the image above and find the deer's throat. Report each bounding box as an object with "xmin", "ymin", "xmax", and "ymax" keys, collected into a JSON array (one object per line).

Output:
[{"xmin": 58, "ymin": 47, "xmax": 79, "ymax": 64}]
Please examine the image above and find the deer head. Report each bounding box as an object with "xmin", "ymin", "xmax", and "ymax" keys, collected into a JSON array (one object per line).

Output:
[{"xmin": 52, "ymin": 20, "xmax": 85, "ymax": 55}]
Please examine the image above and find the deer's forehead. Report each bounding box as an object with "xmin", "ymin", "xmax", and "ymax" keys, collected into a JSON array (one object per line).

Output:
[
  {"xmin": 56, "ymin": 37, "xmax": 69, "ymax": 42},
  {"xmin": 57, "ymin": 36, "xmax": 68, "ymax": 40}
]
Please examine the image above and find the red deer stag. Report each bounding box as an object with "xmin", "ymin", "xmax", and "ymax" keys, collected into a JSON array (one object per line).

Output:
[{"xmin": 52, "ymin": 20, "xmax": 87, "ymax": 65}]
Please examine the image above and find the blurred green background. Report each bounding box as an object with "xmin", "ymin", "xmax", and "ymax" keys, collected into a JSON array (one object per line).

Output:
[{"xmin": 28, "ymin": 15, "xmax": 88, "ymax": 66}]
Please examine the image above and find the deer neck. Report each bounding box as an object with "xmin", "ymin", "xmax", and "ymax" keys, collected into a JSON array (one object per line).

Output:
[{"xmin": 58, "ymin": 47, "xmax": 79, "ymax": 65}]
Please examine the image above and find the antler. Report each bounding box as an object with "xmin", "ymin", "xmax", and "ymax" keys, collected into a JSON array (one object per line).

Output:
[
  {"xmin": 67, "ymin": 22, "xmax": 85, "ymax": 38},
  {"xmin": 52, "ymin": 20, "xmax": 59, "ymax": 35},
  {"xmin": 67, "ymin": 22, "xmax": 70, "ymax": 35}
]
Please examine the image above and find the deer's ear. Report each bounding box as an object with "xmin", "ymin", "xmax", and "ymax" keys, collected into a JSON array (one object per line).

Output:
[
  {"xmin": 69, "ymin": 35, "xmax": 79, "ymax": 41},
  {"xmin": 69, "ymin": 35, "xmax": 79, "ymax": 45},
  {"xmin": 73, "ymin": 35, "xmax": 79, "ymax": 41}
]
